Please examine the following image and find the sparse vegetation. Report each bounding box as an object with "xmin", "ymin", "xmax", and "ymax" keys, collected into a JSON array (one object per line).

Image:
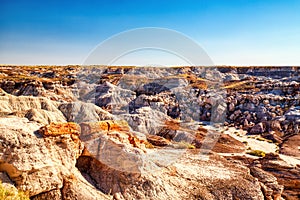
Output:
[
  {"xmin": 255, "ymin": 137, "xmax": 273, "ymax": 143},
  {"xmin": 255, "ymin": 137, "xmax": 265, "ymax": 141},
  {"xmin": 0, "ymin": 181, "xmax": 29, "ymax": 200},
  {"xmin": 174, "ymin": 141, "xmax": 196, "ymax": 149},
  {"xmin": 247, "ymin": 150, "xmax": 266, "ymax": 157},
  {"xmin": 145, "ymin": 142, "xmax": 154, "ymax": 149},
  {"xmin": 0, "ymin": 65, "xmax": 78, "ymax": 84}
]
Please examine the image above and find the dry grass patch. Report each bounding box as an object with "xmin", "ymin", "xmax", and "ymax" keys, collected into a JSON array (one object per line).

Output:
[{"xmin": 0, "ymin": 181, "xmax": 29, "ymax": 200}]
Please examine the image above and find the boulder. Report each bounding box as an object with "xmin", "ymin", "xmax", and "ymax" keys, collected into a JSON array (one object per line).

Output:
[
  {"xmin": 146, "ymin": 135, "xmax": 171, "ymax": 146},
  {"xmin": 39, "ymin": 122, "xmax": 80, "ymax": 137},
  {"xmin": 80, "ymin": 120, "xmax": 130, "ymax": 135},
  {"xmin": 250, "ymin": 122, "xmax": 265, "ymax": 134}
]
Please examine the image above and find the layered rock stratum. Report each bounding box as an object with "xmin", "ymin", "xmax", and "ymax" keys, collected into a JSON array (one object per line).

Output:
[{"xmin": 0, "ymin": 65, "xmax": 299, "ymax": 200}]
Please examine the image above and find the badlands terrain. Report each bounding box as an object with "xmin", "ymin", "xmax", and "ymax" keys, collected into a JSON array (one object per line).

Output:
[{"xmin": 0, "ymin": 65, "xmax": 299, "ymax": 200}]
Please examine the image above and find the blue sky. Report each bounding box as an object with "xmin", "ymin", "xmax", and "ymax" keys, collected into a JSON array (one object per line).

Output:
[{"xmin": 0, "ymin": 0, "xmax": 299, "ymax": 65}]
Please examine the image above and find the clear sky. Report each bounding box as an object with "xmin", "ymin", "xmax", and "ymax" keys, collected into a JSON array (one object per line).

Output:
[{"xmin": 0, "ymin": 0, "xmax": 299, "ymax": 66}]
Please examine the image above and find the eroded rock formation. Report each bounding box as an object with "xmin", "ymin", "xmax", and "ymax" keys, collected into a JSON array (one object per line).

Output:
[{"xmin": 0, "ymin": 65, "xmax": 299, "ymax": 199}]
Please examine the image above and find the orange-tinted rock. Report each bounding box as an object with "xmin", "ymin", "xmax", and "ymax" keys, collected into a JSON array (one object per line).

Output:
[
  {"xmin": 146, "ymin": 135, "xmax": 171, "ymax": 146},
  {"xmin": 39, "ymin": 122, "xmax": 80, "ymax": 137},
  {"xmin": 80, "ymin": 120, "xmax": 151, "ymax": 152},
  {"xmin": 80, "ymin": 120, "xmax": 130, "ymax": 135}
]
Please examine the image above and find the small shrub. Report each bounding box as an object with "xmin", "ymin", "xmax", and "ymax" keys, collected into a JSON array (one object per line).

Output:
[
  {"xmin": 255, "ymin": 137, "xmax": 273, "ymax": 143},
  {"xmin": 174, "ymin": 141, "xmax": 196, "ymax": 149},
  {"xmin": 145, "ymin": 142, "xmax": 154, "ymax": 149},
  {"xmin": 256, "ymin": 137, "xmax": 265, "ymax": 141},
  {"xmin": 0, "ymin": 181, "xmax": 29, "ymax": 200},
  {"xmin": 242, "ymin": 141, "xmax": 248, "ymax": 145},
  {"xmin": 188, "ymin": 144, "xmax": 196, "ymax": 149},
  {"xmin": 247, "ymin": 150, "xmax": 266, "ymax": 157}
]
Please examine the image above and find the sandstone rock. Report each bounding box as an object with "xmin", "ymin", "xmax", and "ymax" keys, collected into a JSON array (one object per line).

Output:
[
  {"xmin": 13, "ymin": 80, "xmax": 46, "ymax": 97},
  {"xmin": 250, "ymin": 122, "xmax": 265, "ymax": 134},
  {"xmin": 0, "ymin": 90, "xmax": 66, "ymax": 124},
  {"xmin": 39, "ymin": 122, "xmax": 80, "ymax": 138},
  {"xmin": 80, "ymin": 120, "xmax": 130, "ymax": 136},
  {"xmin": 228, "ymin": 102, "xmax": 235, "ymax": 112},
  {"xmin": 224, "ymin": 73, "xmax": 240, "ymax": 82},
  {"xmin": 270, "ymin": 120, "xmax": 282, "ymax": 132},
  {"xmin": 95, "ymin": 82, "xmax": 136, "ymax": 114},
  {"xmin": 31, "ymin": 189, "xmax": 62, "ymax": 200},
  {"xmin": 280, "ymin": 134, "xmax": 300, "ymax": 158},
  {"xmin": 159, "ymin": 122, "xmax": 245, "ymax": 153},
  {"xmin": 122, "ymin": 107, "xmax": 173, "ymax": 135},
  {"xmin": 146, "ymin": 135, "xmax": 171, "ymax": 146},
  {"xmin": 259, "ymin": 154, "xmax": 300, "ymax": 200},
  {"xmin": 212, "ymin": 133, "xmax": 246, "ymax": 153},
  {"xmin": 59, "ymin": 102, "xmax": 113, "ymax": 123},
  {"xmin": 0, "ymin": 117, "xmax": 105, "ymax": 199},
  {"xmin": 25, "ymin": 108, "xmax": 66, "ymax": 124},
  {"xmin": 83, "ymin": 134, "xmax": 148, "ymax": 173},
  {"xmin": 76, "ymin": 152, "xmax": 265, "ymax": 200},
  {"xmin": 284, "ymin": 106, "xmax": 300, "ymax": 122},
  {"xmin": 262, "ymin": 131, "xmax": 283, "ymax": 144},
  {"xmin": 79, "ymin": 120, "xmax": 153, "ymax": 174}
]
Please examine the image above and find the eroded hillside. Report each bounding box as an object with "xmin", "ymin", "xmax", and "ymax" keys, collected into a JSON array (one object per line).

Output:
[{"xmin": 0, "ymin": 65, "xmax": 299, "ymax": 200}]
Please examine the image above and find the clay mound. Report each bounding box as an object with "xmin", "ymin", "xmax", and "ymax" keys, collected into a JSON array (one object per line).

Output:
[
  {"xmin": 280, "ymin": 134, "xmax": 300, "ymax": 158},
  {"xmin": 193, "ymin": 130, "xmax": 246, "ymax": 153},
  {"xmin": 25, "ymin": 108, "xmax": 66, "ymax": 125},
  {"xmin": 158, "ymin": 122, "xmax": 246, "ymax": 153},
  {"xmin": 213, "ymin": 134, "xmax": 246, "ymax": 153},
  {"xmin": 58, "ymin": 102, "xmax": 113, "ymax": 123},
  {"xmin": 0, "ymin": 89, "xmax": 66, "ymax": 124},
  {"xmin": 0, "ymin": 92, "xmax": 60, "ymax": 112}
]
